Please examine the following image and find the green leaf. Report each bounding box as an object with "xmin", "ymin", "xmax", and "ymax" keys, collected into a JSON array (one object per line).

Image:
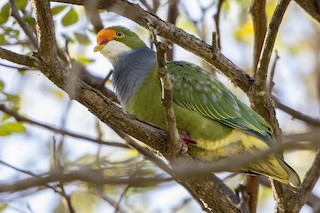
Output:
[
  {"xmin": 71, "ymin": 191, "xmax": 98, "ymax": 213},
  {"xmin": 23, "ymin": 16, "xmax": 36, "ymax": 25},
  {"xmin": 0, "ymin": 122, "xmax": 26, "ymax": 136},
  {"xmin": 0, "ymin": 34, "xmax": 5, "ymax": 44},
  {"xmin": 4, "ymin": 92, "xmax": 20, "ymax": 105},
  {"xmin": 78, "ymin": 57, "xmax": 94, "ymax": 66},
  {"xmin": 0, "ymin": 80, "xmax": 4, "ymax": 91},
  {"xmin": 52, "ymin": 5, "xmax": 67, "ymax": 15},
  {"xmin": 0, "ymin": 3, "xmax": 10, "ymax": 25},
  {"xmin": 0, "ymin": 202, "xmax": 8, "ymax": 211},
  {"xmin": 62, "ymin": 8, "xmax": 78, "ymax": 26},
  {"xmin": 74, "ymin": 32, "xmax": 90, "ymax": 45},
  {"xmin": 1, "ymin": 114, "xmax": 11, "ymax": 122},
  {"xmin": 16, "ymin": 0, "xmax": 28, "ymax": 10},
  {"xmin": 2, "ymin": 122, "xmax": 26, "ymax": 133}
]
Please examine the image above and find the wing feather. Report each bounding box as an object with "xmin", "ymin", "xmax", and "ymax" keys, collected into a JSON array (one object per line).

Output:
[{"xmin": 167, "ymin": 61, "xmax": 273, "ymax": 143}]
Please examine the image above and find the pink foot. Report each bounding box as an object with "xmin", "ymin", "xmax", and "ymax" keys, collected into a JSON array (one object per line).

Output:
[{"xmin": 180, "ymin": 134, "xmax": 197, "ymax": 153}]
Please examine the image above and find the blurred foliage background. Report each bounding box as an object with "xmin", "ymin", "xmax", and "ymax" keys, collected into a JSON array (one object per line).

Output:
[{"xmin": 0, "ymin": 0, "xmax": 319, "ymax": 212}]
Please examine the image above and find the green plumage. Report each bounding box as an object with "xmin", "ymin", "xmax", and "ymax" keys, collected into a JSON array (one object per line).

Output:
[{"xmin": 95, "ymin": 26, "xmax": 300, "ymax": 187}]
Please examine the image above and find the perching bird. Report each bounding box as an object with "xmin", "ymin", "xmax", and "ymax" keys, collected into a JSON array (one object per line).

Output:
[{"xmin": 94, "ymin": 26, "xmax": 300, "ymax": 187}]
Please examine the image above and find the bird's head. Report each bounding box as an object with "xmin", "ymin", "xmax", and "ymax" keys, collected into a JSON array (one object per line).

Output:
[{"xmin": 94, "ymin": 26, "xmax": 146, "ymax": 64}]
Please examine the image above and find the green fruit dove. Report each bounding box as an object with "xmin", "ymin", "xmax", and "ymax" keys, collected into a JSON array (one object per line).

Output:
[{"xmin": 94, "ymin": 26, "xmax": 300, "ymax": 187}]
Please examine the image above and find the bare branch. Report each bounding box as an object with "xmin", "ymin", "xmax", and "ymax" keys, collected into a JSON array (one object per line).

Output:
[
  {"xmin": 295, "ymin": 0, "xmax": 320, "ymax": 23},
  {"xmin": 290, "ymin": 150, "xmax": 320, "ymax": 212},
  {"xmin": 84, "ymin": 0, "xmax": 104, "ymax": 33},
  {"xmin": 0, "ymin": 47, "xmax": 38, "ymax": 68},
  {"xmin": 166, "ymin": 0, "xmax": 179, "ymax": 61},
  {"xmin": 0, "ymin": 104, "xmax": 130, "ymax": 149},
  {"xmin": 213, "ymin": 0, "xmax": 225, "ymax": 50},
  {"xmin": 273, "ymin": 96, "xmax": 320, "ymax": 127},
  {"xmin": 268, "ymin": 51, "xmax": 279, "ymax": 93},
  {"xmin": 0, "ymin": 160, "xmax": 62, "ymax": 195},
  {"xmin": 32, "ymin": 0, "xmax": 57, "ymax": 58},
  {"xmin": 246, "ymin": 1, "xmax": 267, "ymax": 211},
  {"xmin": 249, "ymin": 0, "xmax": 291, "ymax": 140},
  {"xmin": 250, "ymin": 0, "xmax": 267, "ymax": 74},
  {"xmin": 9, "ymin": 0, "xmax": 38, "ymax": 50},
  {"xmin": 149, "ymin": 25, "xmax": 181, "ymax": 156},
  {"xmin": 0, "ymin": 170, "xmax": 173, "ymax": 193},
  {"xmin": 0, "ymin": 62, "xmax": 38, "ymax": 71}
]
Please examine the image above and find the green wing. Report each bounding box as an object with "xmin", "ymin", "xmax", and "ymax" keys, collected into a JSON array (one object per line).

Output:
[{"xmin": 167, "ymin": 61, "xmax": 273, "ymax": 143}]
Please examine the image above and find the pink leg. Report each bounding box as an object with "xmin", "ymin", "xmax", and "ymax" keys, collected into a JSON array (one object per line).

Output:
[{"xmin": 180, "ymin": 134, "xmax": 197, "ymax": 153}]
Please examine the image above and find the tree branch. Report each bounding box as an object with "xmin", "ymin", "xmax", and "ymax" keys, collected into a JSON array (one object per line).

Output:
[
  {"xmin": 9, "ymin": 0, "xmax": 38, "ymax": 50},
  {"xmin": 32, "ymin": 0, "xmax": 57, "ymax": 58},
  {"xmin": 0, "ymin": 47, "xmax": 38, "ymax": 67},
  {"xmin": 213, "ymin": 0, "xmax": 224, "ymax": 50},
  {"xmin": 249, "ymin": 0, "xmax": 291, "ymax": 140},
  {"xmin": 273, "ymin": 96, "xmax": 320, "ymax": 127},
  {"xmin": 149, "ymin": 25, "xmax": 181, "ymax": 156},
  {"xmin": 250, "ymin": 0, "xmax": 267, "ymax": 73},
  {"xmin": 289, "ymin": 150, "xmax": 320, "ymax": 213},
  {"xmin": 0, "ymin": 104, "xmax": 130, "ymax": 149},
  {"xmin": 0, "ymin": 170, "xmax": 173, "ymax": 193},
  {"xmin": 246, "ymin": 1, "xmax": 268, "ymax": 211},
  {"xmin": 295, "ymin": 0, "xmax": 320, "ymax": 23}
]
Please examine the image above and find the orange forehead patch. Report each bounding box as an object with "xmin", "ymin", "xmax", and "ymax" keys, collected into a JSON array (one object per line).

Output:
[{"xmin": 96, "ymin": 29, "xmax": 116, "ymax": 44}]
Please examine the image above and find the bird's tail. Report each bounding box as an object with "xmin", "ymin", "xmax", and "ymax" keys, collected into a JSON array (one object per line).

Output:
[
  {"xmin": 245, "ymin": 155, "xmax": 300, "ymax": 188},
  {"xmin": 277, "ymin": 157, "xmax": 301, "ymax": 188}
]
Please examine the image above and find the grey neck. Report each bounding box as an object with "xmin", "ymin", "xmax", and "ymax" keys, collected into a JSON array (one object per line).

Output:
[{"xmin": 112, "ymin": 47, "xmax": 156, "ymax": 107}]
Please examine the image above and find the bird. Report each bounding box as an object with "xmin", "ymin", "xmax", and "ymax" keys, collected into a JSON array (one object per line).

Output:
[{"xmin": 94, "ymin": 25, "xmax": 300, "ymax": 187}]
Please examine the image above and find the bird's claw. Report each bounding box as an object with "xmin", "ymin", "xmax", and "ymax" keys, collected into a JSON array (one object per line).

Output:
[{"xmin": 180, "ymin": 134, "xmax": 197, "ymax": 153}]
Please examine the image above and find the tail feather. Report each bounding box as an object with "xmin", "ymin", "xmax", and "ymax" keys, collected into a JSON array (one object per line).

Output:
[
  {"xmin": 244, "ymin": 155, "xmax": 300, "ymax": 188},
  {"xmin": 278, "ymin": 158, "xmax": 301, "ymax": 187}
]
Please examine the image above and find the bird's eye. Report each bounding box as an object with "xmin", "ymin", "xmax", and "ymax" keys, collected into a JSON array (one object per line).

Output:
[{"xmin": 115, "ymin": 31, "xmax": 124, "ymax": 38}]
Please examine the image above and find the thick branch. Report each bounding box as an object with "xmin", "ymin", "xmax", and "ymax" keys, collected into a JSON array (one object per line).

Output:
[
  {"xmin": 32, "ymin": 0, "xmax": 57, "ymax": 58},
  {"xmin": 249, "ymin": 0, "xmax": 291, "ymax": 139},
  {"xmin": 290, "ymin": 150, "xmax": 320, "ymax": 212},
  {"xmin": 250, "ymin": 0, "xmax": 267, "ymax": 73},
  {"xmin": 149, "ymin": 26, "xmax": 181, "ymax": 156},
  {"xmin": 295, "ymin": 0, "xmax": 320, "ymax": 23},
  {"xmin": 246, "ymin": 1, "xmax": 267, "ymax": 212},
  {"xmin": 0, "ymin": 47, "xmax": 38, "ymax": 67}
]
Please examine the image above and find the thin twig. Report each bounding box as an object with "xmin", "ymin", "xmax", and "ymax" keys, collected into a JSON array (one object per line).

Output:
[
  {"xmin": 0, "ymin": 170, "xmax": 173, "ymax": 193},
  {"xmin": 268, "ymin": 51, "xmax": 279, "ymax": 93},
  {"xmin": 98, "ymin": 70, "xmax": 113, "ymax": 89},
  {"xmin": 84, "ymin": 0, "xmax": 104, "ymax": 33},
  {"xmin": 250, "ymin": 0, "xmax": 267, "ymax": 74},
  {"xmin": 290, "ymin": 150, "xmax": 320, "ymax": 212},
  {"xmin": 213, "ymin": 0, "xmax": 224, "ymax": 50},
  {"xmin": 0, "ymin": 160, "xmax": 63, "ymax": 195},
  {"xmin": 106, "ymin": 125, "xmax": 174, "ymax": 175},
  {"xmin": 0, "ymin": 104, "xmax": 130, "ymax": 149},
  {"xmin": 9, "ymin": 0, "xmax": 38, "ymax": 50},
  {"xmin": 273, "ymin": 96, "xmax": 320, "ymax": 127},
  {"xmin": 166, "ymin": 0, "xmax": 179, "ymax": 61},
  {"xmin": 0, "ymin": 62, "xmax": 38, "ymax": 71}
]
